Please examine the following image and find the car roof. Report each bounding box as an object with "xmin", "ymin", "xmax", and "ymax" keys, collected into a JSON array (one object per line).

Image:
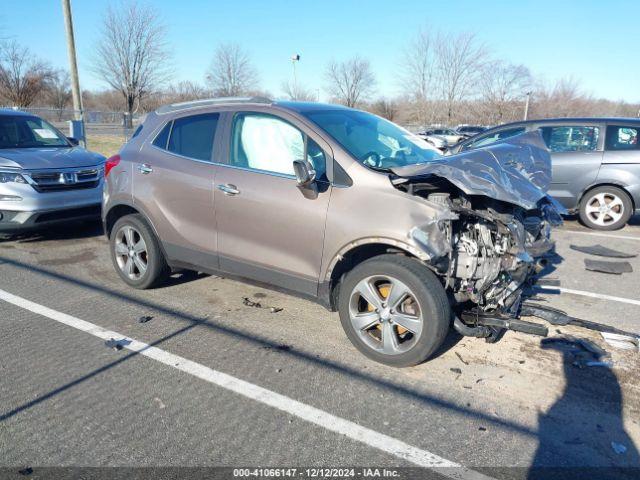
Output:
[
  {"xmin": 491, "ymin": 117, "xmax": 640, "ymax": 129},
  {"xmin": 0, "ymin": 108, "xmax": 35, "ymax": 117},
  {"xmin": 154, "ymin": 97, "xmax": 355, "ymax": 116}
]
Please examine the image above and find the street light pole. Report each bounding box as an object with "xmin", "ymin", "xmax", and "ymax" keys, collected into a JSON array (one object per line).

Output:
[
  {"xmin": 61, "ymin": 0, "xmax": 85, "ymax": 145},
  {"xmin": 291, "ymin": 54, "xmax": 300, "ymax": 99},
  {"xmin": 523, "ymin": 91, "xmax": 532, "ymax": 121}
]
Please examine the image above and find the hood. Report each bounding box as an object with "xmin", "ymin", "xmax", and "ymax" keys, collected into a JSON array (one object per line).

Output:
[
  {"xmin": 0, "ymin": 147, "xmax": 105, "ymax": 170},
  {"xmin": 392, "ymin": 131, "xmax": 557, "ymax": 211}
]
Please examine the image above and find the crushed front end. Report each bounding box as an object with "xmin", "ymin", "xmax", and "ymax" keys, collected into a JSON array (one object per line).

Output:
[{"xmin": 392, "ymin": 131, "xmax": 565, "ymax": 339}]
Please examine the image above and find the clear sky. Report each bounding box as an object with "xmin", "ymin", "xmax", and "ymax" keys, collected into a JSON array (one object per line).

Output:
[{"xmin": 2, "ymin": 0, "xmax": 638, "ymax": 102}]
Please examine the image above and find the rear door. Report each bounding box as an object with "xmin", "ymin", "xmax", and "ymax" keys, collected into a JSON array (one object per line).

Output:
[
  {"xmin": 134, "ymin": 112, "xmax": 220, "ymax": 269},
  {"xmin": 536, "ymin": 123, "xmax": 603, "ymax": 209},
  {"xmin": 213, "ymin": 110, "xmax": 332, "ymax": 296},
  {"xmin": 602, "ymin": 124, "xmax": 640, "ymax": 164}
]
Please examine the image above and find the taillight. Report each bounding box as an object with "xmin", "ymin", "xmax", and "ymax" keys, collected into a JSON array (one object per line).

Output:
[{"xmin": 105, "ymin": 154, "xmax": 121, "ymax": 177}]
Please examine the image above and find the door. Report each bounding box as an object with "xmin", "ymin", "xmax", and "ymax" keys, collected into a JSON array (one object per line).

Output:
[
  {"xmin": 538, "ymin": 124, "xmax": 603, "ymax": 209},
  {"xmin": 214, "ymin": 111, "xmax": 331, "ymax": 296},
  {"xmin": 134, "ymin": 112, "xmax": 220, "ymax": 269},
  {"xmin": 602, "ymin": 124, "xmax": 640, "ymax": 165}
]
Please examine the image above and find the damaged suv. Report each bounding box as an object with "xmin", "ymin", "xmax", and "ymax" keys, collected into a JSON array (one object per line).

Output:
[{"xmin": 103, "ymin": 98, "xmax": 562, "ymax": 367}]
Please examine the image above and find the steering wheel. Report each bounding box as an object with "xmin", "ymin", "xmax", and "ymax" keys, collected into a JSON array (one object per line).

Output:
[{"xmin": 361, "ymin": 151, "xmax": 381, "ymax": 168}]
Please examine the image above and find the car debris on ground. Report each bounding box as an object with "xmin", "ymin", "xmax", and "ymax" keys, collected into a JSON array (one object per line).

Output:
[
  {"xmin": 601, "ymin": 332, "xmax": 640, "ymax": 352},
  {"xmin": 569, "ymin": 244, "xmax": 637, "ymax": 258},
  {"xmin": 242, "ymin": 297, "xmax": 283, "ymax": 313},
  {"xmin": 584, "ymin": 259, "xmax": 633, "ymax": 274}
]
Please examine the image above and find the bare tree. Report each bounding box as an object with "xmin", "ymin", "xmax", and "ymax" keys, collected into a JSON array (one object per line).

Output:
[
  {"xmin": 205, "ymin": 43, "xmax": 259, "ymax": 97},
  {"xmin": 480, "ymin": 61, "xmax": 532, "ymax": 123},
  {"xmin": 368, "ymin": 98, "xmax": 398, "ymax": 121},
  {"xmin": 92, "ymin": 1, "xmax": 171, "ymax": 122},
  {"xmin": 46, "ymin": 69, "xmax": 72, "ymax": 119},
  {"xmin": 0, "ymin": 41, "xmax": 52, "ymax": 107},
  {"xmin": 324, "ymin": 56, "xmax": 375, "ymax": 107},
  {"xmin": 434, "ymin": 32, "xmax": 487, "ymax": 122},
  {"xmin": 399, "ymin": 28, "xmax": 436, "ymax": 124},
  {"xmin": 281, "ymin": 80, "xmax": 316, "ymax": 101}
]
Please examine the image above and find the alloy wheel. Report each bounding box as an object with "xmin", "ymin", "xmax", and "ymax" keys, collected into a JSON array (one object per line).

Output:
[
  {"xmin": 114, "ymin": 225, "xmax": 148, "ymax": 280},
  {"xmin": 348, "ymin": 275, "xmax": 423, "ymax": 355},
  {"xmin": 585, "ymin": 192, "xmax": 625, "ymax": 227}
]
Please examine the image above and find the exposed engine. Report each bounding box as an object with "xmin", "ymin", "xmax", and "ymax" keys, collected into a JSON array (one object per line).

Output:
[{"xmin": 399, "ymin": 180, "xmax": 560, "ymax": 314}]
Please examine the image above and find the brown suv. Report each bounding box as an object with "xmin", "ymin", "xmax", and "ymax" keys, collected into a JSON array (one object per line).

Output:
[{"xmin": 103, "ymin": 98, "xmax": 562, "ymax": 367}]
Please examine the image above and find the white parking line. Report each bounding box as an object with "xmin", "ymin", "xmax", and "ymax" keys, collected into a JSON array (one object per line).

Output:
[
  {"xmin": 556, "ymin": 287, "xmax": 640, "ymax": 307},
  {"xmin": 555, "ymin": 229, "xmax": 640, "ymax": 241},
  {"xmin": 0, "ymin": 288, "xmax": 491, "ymax": 480}
]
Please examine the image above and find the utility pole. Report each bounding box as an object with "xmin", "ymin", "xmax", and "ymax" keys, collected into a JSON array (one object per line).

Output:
[
  {"xmin": 523, "ymin": 91, "xmax": 532, "ymax": 121},
  {"xmin": 61, "ymin": 0, "xmax": 85, "ymax": 146},
  {"xmin": 291, "ymin": 54, "xmax": 300, "ymax": 99}
]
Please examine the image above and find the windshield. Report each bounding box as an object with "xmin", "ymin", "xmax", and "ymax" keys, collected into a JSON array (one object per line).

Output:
[
  {"xmin": 301, "ymin": 109, "xmax": 442, "ymax": 170},
  {"xmin": 0, "ymin": 115, "xmax": 70, "ymax": 149}
]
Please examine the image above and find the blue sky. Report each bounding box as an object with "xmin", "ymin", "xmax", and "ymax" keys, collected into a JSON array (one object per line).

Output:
[{"xmin": 2, "ymin": 0, "xmax": 638, "ymax": 102}]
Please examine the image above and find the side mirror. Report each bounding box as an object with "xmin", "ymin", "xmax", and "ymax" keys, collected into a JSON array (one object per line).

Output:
[
  {"xmin": 67, "ymin": 136, "xmax": 80, "ymax": 146},
  {"xmin": 293, "ymin": 160, "xmax": 316, "ymax": 186}
]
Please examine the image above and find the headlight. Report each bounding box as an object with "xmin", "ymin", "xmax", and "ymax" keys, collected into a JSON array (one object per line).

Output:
[{"xmin": 0, "ymin": 170, "xmax": 27, "ymax": 184}]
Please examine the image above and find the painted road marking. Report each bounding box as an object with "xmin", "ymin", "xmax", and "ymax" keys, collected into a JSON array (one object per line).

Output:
[
  {"xmin": 0, "ymin": 288, "xmax": 491, "ymax": 480},
  {"xmin": 555, "ymin": 229, "xmax": 640, "ymax": 242},
  {"xmin": 556, "ymin": 287, "xmax": 640, "ymax": 307}
]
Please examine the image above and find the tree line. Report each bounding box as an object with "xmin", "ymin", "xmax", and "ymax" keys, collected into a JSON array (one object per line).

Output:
[{"xmin": 1, "ymin": 1, "xmax": 637, "ymax": 127}]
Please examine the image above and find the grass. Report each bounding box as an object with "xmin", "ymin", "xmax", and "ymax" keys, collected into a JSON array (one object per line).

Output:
[{"xmin": 86, "ymin": 135, "xmax": 126, "ymax": 158}]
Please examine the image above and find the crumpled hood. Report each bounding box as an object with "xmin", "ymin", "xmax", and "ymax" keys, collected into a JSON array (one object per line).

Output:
[
  {"xmin": 0, "ymin": 147, "xmax": 105, "ymax": 170},
  {"xmin": 392, "ymin": 131, "xmax": 558, "ymax": 211}
]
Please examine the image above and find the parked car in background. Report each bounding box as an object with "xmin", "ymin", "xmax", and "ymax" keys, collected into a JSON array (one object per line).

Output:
[
  {"xmin": 455, "ymin": 125, "xmax": 487, "ymax": 138},
  {"xmin": 103, "ymin": 97, "xmax": 561, "ymax": 367},
  {"xmin": 448, "ymin": 118, "xmax": 640, "ymax": 230},
  {"xmin": 0, "ymin": 109, "xmax": 105, "ymax": 235},
  {"xmin": 416, "ymin": 127, "xmax": 465, "ymax": 150}
]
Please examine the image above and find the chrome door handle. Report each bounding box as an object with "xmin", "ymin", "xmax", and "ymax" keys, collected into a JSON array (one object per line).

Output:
[
  {"xmin": 217, "ymin": 183, "xmax": 240, "ymax": 196},
  {"xmin": 138, "ymin": 163, "xmax": 153, "ymax": 174}
]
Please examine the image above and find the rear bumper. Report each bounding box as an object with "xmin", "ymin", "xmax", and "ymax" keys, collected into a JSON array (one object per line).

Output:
[{"xmin": 0, "ymin": 204, "xmax": 101, "ymax": 232}]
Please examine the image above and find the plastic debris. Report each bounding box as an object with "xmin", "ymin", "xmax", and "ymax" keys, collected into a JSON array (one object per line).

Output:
[
  {"xmin": 455, "ymin": 352, "xmax": 469, "ymax": 365},
  {"xmin": 18, "ymin": 467, "xmax": 33, "ymax": 476},
  {"xmin": 601, "ymin": 332, "xmax": 640, "ymax": 352},
  {"xmin": 570, "ymin": 244, "xmax": 636, "ymax": 258},
  {"xmin": 104, "ymin": 338, "xmax": 131, "ymax": 351},
  {"xmin": 243, "ymin": 297, "xmax": 283, "ymax": 313},
  {"xmin": 450, "ymin": 367, "xmax": 462, "ymax": 374},
  {"xmin": 138, "ymin": 315, "xmax": 154, "ymax": 323},
  {"xmin": 611, "ymin": 442, "xmax": 627, "ymax": 455},
  {"xmin": 584, "ymin": 259, "xmax": 633, "ymax": 275}
]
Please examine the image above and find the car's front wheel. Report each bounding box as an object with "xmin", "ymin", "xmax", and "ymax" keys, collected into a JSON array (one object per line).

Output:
[
  {"xmin": 338, "ymin": 255, "xmax": 451, "ymax": 367},
  {"xmin": 110, "ymin": 214, "xmax": 170, "ymax": 289},
  {"xmin": 579, "ymin": 186, "xmax": 632, "ymax": 230}
]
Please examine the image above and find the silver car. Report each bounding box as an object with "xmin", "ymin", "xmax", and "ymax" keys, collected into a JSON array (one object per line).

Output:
[
  {"xmin": 450, "ymin": 118, "xmax": 640, "ymax": 230},
  {"xmin": 0, "ymin": 109, "xmax": 104, "ymax": 234}
]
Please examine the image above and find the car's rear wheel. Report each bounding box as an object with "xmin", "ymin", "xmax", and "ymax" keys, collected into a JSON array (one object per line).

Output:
[
  {"xmin": 338, "ymin": 254, "xmax": 450, "ymax": 367},
  {"xmin": 579, "ymin": 186, "xmax": 632, "ymax": 230},
  {"xmin": 110, "ymin": 214, "xmax": 169, "ymax": 289}
]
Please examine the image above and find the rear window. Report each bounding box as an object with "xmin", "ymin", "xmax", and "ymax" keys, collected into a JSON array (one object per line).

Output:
[
  {"xmin": 605, "ymin": 125, "xmax": 639, "ymax": 151},
  {"xmin": 540, "ymin": 126, "xmax": 599, "ymax": 152},
  {"xmin": 152, "ymin": 113, "xmax": 219, "ymax": 161}
]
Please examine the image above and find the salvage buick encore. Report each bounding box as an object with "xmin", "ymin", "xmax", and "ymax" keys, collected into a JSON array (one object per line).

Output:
[
  {"xmin": 0, "ymin": 109, "xmax": 105, "ymax": 234},
  {"xmin": 103, "ymin": 98, "xmax": 562, "ymax": 367}
]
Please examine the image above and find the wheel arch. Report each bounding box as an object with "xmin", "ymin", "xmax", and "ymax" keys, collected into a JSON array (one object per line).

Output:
[
  {"xmin": 321, "ymin": 239, "xmax": 429, "ymax": 311},
  {"xmin": 578, "ymin": 182, "xmax": 635, "ymax": 211}
]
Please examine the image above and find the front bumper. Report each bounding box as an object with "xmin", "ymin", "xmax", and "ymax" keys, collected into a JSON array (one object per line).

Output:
[{"xmin": 0, "ymin": 204, "xmax": 101, "ymax": 232}]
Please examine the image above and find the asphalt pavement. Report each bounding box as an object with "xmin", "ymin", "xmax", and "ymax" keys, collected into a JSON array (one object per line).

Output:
[{"xmin": 0, "ymin": 217, "xmax": 639, "ymax": 479}]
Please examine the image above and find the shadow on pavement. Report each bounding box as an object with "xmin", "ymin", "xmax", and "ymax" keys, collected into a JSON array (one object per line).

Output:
[
  {"xmin": 1, "ymin": 255, "xmax": 638, "ymax": 474},
  {"xmin": 0, "ymin": 220, "xmax": 103, "ymax": 243},
  {"xmin": 526, "ymin": 342, "xmax": 640, "ymax": 480}
]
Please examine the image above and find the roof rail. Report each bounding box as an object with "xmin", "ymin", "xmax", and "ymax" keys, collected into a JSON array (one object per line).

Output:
[{"xmin": 155, "ymin": 96, "xmax": 272, "ymax": 115}]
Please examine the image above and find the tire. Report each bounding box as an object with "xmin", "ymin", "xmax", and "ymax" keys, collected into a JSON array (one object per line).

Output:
[
  {"xmin": 110, "ymin": 214, "xmax": 170, "ymax": 289},
  {"xmin": 579, "ymin": 186, "xmax": 632, "ymax": 231},
  {"xmin": 338, "ymin": 254, "xmax": 451, "ymax": 367}
]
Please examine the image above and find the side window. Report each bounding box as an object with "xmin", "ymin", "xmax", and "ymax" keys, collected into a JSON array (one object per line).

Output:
[
  {"xmin": 466, "ymin": 127, "xmax": 525, "ymax": 149},
  {"xmin": 606, "ymin": 125, "xmax": 639, "ymax": 151},
  {"xmin": 231, "ymin": 113, "xmax": 326, "ymax": 178},
  {"xmin": 167, "ymin": 113, "xmax": 219, "ymax": 161},
  {"xmin": 152, "ymin": 122, "xmax": 172, "ymax": 149},
  {"xmin": 540, "ymin": 126, "xmax": 599, "ymax": 152}
]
